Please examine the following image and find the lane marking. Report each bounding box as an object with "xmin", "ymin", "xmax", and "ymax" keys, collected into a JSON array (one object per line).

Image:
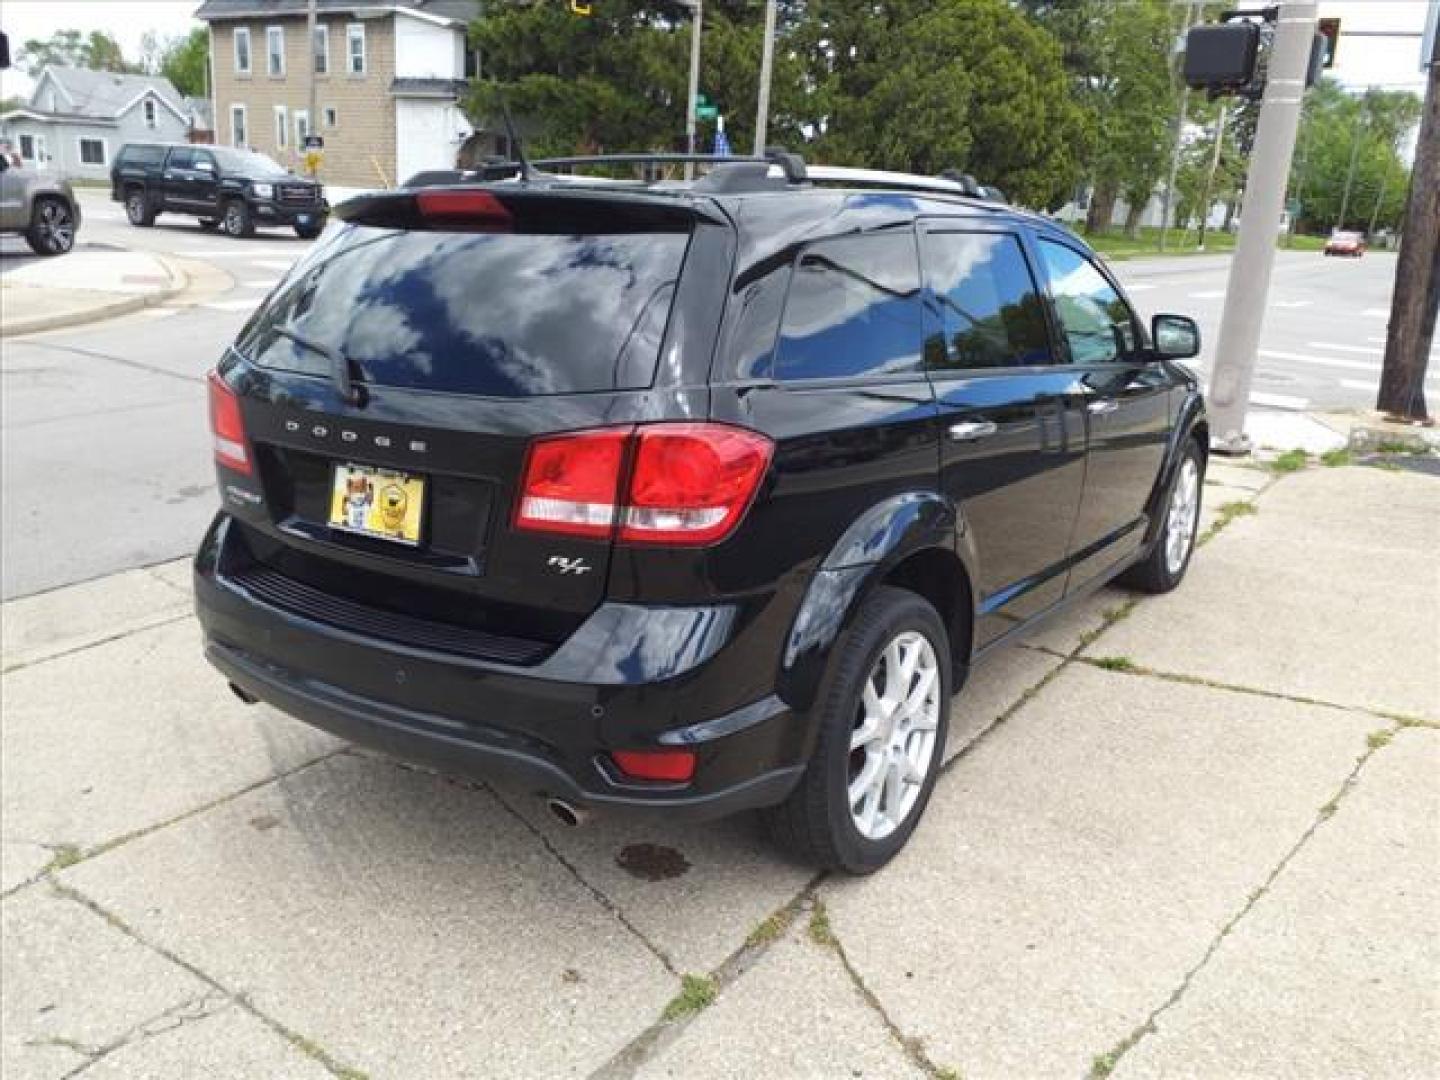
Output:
[
  {"xmin": 1339, "ymin": 379, "xmax": 1379, "ymax": 394},
  {"xmin": 1259, "ymin": 349, "xmax": 1376, "ymax": 372},
  {"xmin": 1271, "ymin": 300, "xmax": 1312, "ymax": 309},
  {"xmin": 1124, "ymin": 283, "xmax": 1157, "ymax": 292},
  {"xmin": 201, "ymin": 299, "xmax": 262, "ymax": 312},
  {"xmin": 1362, "ymin": 308, "xmax": 1388, "ymax": 318},
  {"xmin": 1307, "ymin": 341, "xmax": 1383, "ymax": 356},
  {"xmin": 1188, "ymin": 289, "xmax": 1225, "ymax": 299}
]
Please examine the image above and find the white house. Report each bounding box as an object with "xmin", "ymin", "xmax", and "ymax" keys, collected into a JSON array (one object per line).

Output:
[{"xmin": 0, "ymin": 67, "xmax": 196, "ymax": 180}]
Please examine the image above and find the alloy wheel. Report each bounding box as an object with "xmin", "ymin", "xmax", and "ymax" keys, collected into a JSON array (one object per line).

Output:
[
  {"xmin": 848, "ymin": 630, "xmax": 941, "ymax": 841},
  {"xmin": 38, "ymin": 201, "xmax": 74, "ymax": 253},
  {"xmin": 1165, "ymin": 457, "xmax": 1200, "ymax": 574}
]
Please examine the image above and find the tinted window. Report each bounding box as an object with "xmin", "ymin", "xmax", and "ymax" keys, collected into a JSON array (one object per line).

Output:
[
  {"xmin": 1037, "ymin": 240, "xmax": 1139, "ymax": 365},
  {"xmin": 922, "ymin": 231, "xmax": 1052, "ymax": 370},
  {"xmin": 213, "ymin": 148, "xmax": 288, "ymax": 177},
  {"xmin": 166, "ymin": 147, "xmax": 194, "ymax": 169},
  {"xmin": 119, "ymin": 144, "xmax": 166, "ymax": 166},
  {"xmin": 775, "ymin": 232, "xmax": 924, "ymax": 381},
  {"xmin": 237, "ymin": 227, "xmax": 690, "ymax": 398}
]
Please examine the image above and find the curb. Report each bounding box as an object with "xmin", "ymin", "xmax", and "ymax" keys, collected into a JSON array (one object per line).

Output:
[{"xmin": 1, "ymin": 254, "xmax": 191, "ymax": 337}]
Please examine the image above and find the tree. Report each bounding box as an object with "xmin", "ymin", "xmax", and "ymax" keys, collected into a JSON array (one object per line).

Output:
[
  {"xmin": 157, "ymin": 28, "xmax": 209, "ymax": 98},
  {"xmin": 1021, "ymin": 0, "xmax": 1173, "ymax": 233},
  {"xmin": 19, "ymin": 29, "xmax": 138, "ymax": 74},
  {"xmin": 799, "ymin": 0, "xmax": 1091, "ymax": 208}
]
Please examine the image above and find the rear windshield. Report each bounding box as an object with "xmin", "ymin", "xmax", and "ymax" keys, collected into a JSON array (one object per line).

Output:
[{"xmin": 236, "ymin": 226, "xmax": 689, "ymax": 397}]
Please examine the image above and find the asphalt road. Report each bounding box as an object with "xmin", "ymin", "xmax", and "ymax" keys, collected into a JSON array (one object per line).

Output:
[{"xmin": 1, "ymin": 191, "xmax": 1433, "ymax": 599}]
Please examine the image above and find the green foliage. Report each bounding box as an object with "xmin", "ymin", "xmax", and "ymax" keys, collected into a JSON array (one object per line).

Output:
[
  {"xmin": 158, "ymin": 28, "xmax": 210, "ymax": 98},
  {"xmin": 1292, "ymin": 80, "xmax": 1421, "ymax": 233},
  {"xmin": 20, "ymin": 29, "xmax": 138, "ymax": 75},
  {"xmin": 1320, "ymin": 448, "xmax": 1353, "ymax": 467},
  {"xmin": 661, "ymin": 974, "xmax": 717, "ymax": 1020},
  {"xmin": 1270, "ymin": 448, "xmax": 1309, "ymax": 473}
]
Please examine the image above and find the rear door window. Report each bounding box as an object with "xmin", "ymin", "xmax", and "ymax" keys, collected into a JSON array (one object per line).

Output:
[
  {"xmin": 1037, "ymin": 240, "xmax": 1140, "ymax": 365},
  {"xmin": 166, "ymin": 147, "xmax": 194, "ymax": 170},
  {"xmin": 920, "ymin": 230, "xmax": 1053, "ymax": 370},
  {"xmin": 237, "ymin": 226, "xmax": 690, "ymax": 397},
  {"xmin": 775, "ymin": 232, "xmax": 924, "ymax": 381}
]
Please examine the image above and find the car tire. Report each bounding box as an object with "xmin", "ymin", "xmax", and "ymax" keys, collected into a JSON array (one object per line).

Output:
[
  {"xmin": 124, "ymin": 188, "xmax": 155, "ymax": 227},
  {"xmin": 24, "ymin": 196, "xmax": 77, "ymax": 256},
  {"xmin": 763, "ymin": 586, "xmax": 951, "ymax": 874},
  {"xmin": 294, "ymin": 223, "xmax": 324, "ymax": 240},
  {"xmin": 1117, "ymin": 438, "xmax": 1204, "ymax": 594},
  {"xmin": 199, "ymin": 218, "xmax": 220, "ymax": 231},
  {"xmin": 222, "ymin": 200, "xmax": 255, "ymax": 238}
]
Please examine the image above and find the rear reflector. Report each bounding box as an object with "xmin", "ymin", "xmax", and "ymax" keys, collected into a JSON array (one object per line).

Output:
[
  {"xmin": 612, "ymin": 749, "xmax": 696, "ymax": 783},
  {"xmin": 207, "ymin": 370, "xmax": 251, "ymax": 475},
  {"xmin": 515, "ymin": 428, "xmax": 629, "ymax": 539},
  {"xmin": 514, "ymin": 423, "xmax": 772, "ymax": 546}
]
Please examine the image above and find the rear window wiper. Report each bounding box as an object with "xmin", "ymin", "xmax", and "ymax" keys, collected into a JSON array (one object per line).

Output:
[{"xmin": 272, "ymin": 324, "xmax": 362, "ymax": 405}]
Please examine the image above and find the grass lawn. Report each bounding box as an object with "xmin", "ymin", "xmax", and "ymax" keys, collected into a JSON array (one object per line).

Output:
[{"xmin": 1078, "ymin": 226, "xmax": 1328, "ymax": 260}]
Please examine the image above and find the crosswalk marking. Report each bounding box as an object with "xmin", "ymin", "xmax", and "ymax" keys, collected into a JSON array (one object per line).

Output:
[
  {"xmin": 1307, "ymin": 341, "xmax": 1382, "ymax": 356},
  {"xmin": 1362, "ymin": 308, "xmax": 1388, "ymax": 318},
  {"xmin": 1259, "ymin": 349, "xmax": 1375, "ymax": 373},
  {"xmin": 1188, "ymin": 289, "xmax": 1225, "ymax": 299}
]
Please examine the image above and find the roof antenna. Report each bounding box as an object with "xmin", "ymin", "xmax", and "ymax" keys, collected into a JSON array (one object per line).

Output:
[{"xmin": 496, "ymin": 93, "xmax": 534, "ymax": 183}]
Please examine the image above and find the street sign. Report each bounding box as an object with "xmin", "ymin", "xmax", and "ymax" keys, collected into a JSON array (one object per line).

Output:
[
  {"xmin": 1317, "ymin": 17, "xmax": 1340, "ymax": 69},
  {"xmin": 696, "ymin": 105, "xmax": 718, "ymax": 120},
  {"xmin": 695, "ymin": 93, "xmax": 710, "ymax": 108}
]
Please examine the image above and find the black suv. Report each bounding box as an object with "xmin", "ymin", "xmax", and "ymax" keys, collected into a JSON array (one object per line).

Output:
[
  {"xmin": 111, "ymin": 143, "xmax": 327, "ymax": 239},
  {"xmin": 194, "ymin": 154, "xmax": 1206, "ymax": 872}
]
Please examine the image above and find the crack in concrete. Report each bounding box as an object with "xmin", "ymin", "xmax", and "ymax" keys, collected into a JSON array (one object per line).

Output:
[
  {"xmin": 1085, "ymin": 726, "xmax": 1400, "ymax": 1079},
  {"xmin": 48, "ymin": 881, "xmax": 370, "ymax": 1080},
  {"xmin": 2, "ymin": 611, "xmax": 193, "ymax": 675},
  {"xmin": 58, "ymin": 992, "xmax": 231, "ymax": 1079},
  {"xmin": 16, "ymin": 339, "xmax": 203, "ymax": 384}
]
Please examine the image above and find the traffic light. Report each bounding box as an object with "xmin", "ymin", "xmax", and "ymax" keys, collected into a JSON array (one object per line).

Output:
[
  {"xmin": 1184, "ymin": 23, "xmax": 1261, "ymax": 92},
  {"xmin": 1317, "ymin": 17, "xmax": 1340, "ymax": 69}
]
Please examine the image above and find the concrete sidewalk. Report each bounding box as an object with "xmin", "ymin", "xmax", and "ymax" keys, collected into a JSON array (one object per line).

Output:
[
  {"xmin": 0, "ymin": 250, "xmax": 187, "ymax": 336},
  {"xmin": 1, "ymin": 460, "xmax": 1436, "ymax": 1079}
]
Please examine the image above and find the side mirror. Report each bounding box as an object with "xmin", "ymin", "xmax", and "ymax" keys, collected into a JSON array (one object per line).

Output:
[{"xmin": 1152, "ymin": 314, "xmax": 1200, "ymax": 360}]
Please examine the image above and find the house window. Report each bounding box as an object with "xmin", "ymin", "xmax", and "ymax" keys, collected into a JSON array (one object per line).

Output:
[
  {"xmin": 295, "ymin": 110, "xmax": 309, "ymax": 146},
  {"xmin": 464, "ymin": 48, "xmax": 480, "ymax": 79},
  {"xmin": 324, "ymin": 106, "xmax": 338, "ymax": 128},
  {"xmin": 144, "ymin": 99, "xmax": 157, "ymax": 129},
  {"xmin": 274, "ymin": 104, "xmax": 288, "ymax": 150},
  {"xmin": 19, "ymin": 134, "xmax": 35, "ymax": 161},
  {"xmin": 231, "ymin": 104, "xmax": 247, "ymax": 147},
  {"xmin": 347, "ymin": 24, "xmax": 366, "ymax": 75},
  {"xmin": 79, "ymin": 138, "xmax": 107, "ymax": 166},
  {"xmin": 313, "ymin": 25, "xmax": 329, "ymax": 75},
  {"xmin": 267, "ymin": 26, "xmax": 285, "ymax": 76},
  {"xmin": 234, "ymin": 28, "xmax": 251, "ymax": 74}
]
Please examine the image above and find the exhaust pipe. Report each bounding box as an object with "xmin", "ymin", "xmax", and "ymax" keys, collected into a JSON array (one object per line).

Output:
[
  {"xmin": 546, "ymin": 798, "xmax": 591, "ymax": 828},
  {"xmin": 228, "ymin": 682, "xmax": 258, "ymax": 705}
]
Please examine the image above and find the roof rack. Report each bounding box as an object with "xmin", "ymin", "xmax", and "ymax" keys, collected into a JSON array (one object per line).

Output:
[
  {"xmin": 805, "ymin": 165, "xmax": 988, "ymax": 199},
  {"xmin": 531, "ymin": 151, "xmax": 808, "ymax": 184}
]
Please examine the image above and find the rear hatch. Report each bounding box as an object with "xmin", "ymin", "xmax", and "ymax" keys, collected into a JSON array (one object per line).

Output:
[{"xmin": 214, "ymin": 187, "xmax": 701, "ymax": 663}]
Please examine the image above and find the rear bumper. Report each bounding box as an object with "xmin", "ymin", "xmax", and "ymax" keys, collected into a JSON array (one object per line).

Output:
[{"xmin": 194, "ymin": 515, "xmax": 810, "ymax": 820}]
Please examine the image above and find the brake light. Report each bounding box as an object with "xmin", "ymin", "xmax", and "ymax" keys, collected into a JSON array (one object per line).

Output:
[
  {"xmin": 620, "ymin": 424, "xmax": 773, "ymax": 545},
  {"xmin": 416, "ymin": 189, "xmax": 512, "ymax": 229},
  {"xmin": 207, "ymin": 370, "xmax": 251, "ymax": 476},
  {"xmin": 514, "ymin": 423, "xmax": 772, "ymax": 546},
  {"xmin": 515, "ymin": 428, "xmax": 629, "ymax": 538},
  {"xmin": 612, "ymin": 749, "xmax": 696, "ymax": 783}
]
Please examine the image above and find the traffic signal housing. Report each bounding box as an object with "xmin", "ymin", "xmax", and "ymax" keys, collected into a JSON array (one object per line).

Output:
[{"xmin": 1183, "ymin": 23, "xmax": 1261, "ymax": 93}]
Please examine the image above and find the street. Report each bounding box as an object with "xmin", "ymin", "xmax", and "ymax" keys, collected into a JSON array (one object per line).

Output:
[{"xmin": 0, "ymin": 189, "xmax": 1432, "ymax": 599}]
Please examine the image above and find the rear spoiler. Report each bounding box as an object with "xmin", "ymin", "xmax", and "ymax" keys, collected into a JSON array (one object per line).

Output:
[{"xmin": 332, "ymin": 186, "xmax": 725, "ymax": 233}]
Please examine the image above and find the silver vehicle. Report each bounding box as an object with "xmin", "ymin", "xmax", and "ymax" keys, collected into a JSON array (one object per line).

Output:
[{"xmin": 0, "ymin": 154, "xmax": 81, "ymax": 255}]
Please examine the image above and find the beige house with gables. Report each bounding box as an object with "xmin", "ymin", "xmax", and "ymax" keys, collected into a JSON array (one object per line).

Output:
[{"xmin": 197, "ymin": 0, "xmax": 479, "ymax": 189}]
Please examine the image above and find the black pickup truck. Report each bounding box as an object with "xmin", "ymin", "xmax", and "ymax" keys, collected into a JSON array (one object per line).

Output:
[{"xmin": 111, "ymin": 143, "xmax": 327, "ymax": 239}]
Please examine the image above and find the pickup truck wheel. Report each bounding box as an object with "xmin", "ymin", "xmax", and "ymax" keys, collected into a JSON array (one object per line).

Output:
[
  {"xmin": 199, "ymin": 218, "xmax": 220, "ymax": 231},
  {"xmin": 294, "ymin": 223, "xmax": 324, "ymax": 240},
  {"xmin": 222, "ymin": 200, "xmax": 255, "ymax": 238},
  {"xmin": 25, "ymin": 197, "xmax": 77, "ymax": 255},
  {"xmin": 124, "ymin": 188, "xmax": 155, "ymax": 227},
  {"xmin": 763, "ymin": 586, "xmax": 951, "ymax": 873}
]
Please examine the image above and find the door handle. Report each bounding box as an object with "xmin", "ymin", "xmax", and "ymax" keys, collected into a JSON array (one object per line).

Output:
[
  {"xmin": 1087, "ymin": 399, "xmax": 1119, "ymax": 416},
  {"xmin": 947, "ymin": 420, "xmax": 998, "ymax": 442}
]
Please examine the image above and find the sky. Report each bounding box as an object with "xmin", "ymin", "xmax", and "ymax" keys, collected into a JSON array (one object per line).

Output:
[{"xmin": 1, "ymin": 0, "xmax": 1433, "ymax": 101}]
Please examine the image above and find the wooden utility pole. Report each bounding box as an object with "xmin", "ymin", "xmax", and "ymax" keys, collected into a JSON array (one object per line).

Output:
[{"xmin": 1376, "ymin": 60, "xmax": 1438, "ymax": 422}]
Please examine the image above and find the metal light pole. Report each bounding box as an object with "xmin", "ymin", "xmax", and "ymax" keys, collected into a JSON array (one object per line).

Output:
[
  {"xmin": 684, "ymin": 0, "xmax": 703, "ymax": 180},
  {"xmin": 1160, "ymin": 0, "xmax": 1199, "ymax": 253},
  {"xmin": 753, "ymin": 0, "xmax": 777, "ymax": 156},
  {"xmin": 1208, "ymin": 1, "xmax": 1318, "ymax": 454}
]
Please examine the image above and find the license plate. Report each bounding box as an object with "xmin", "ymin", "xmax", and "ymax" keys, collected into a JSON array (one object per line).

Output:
[{"xmin": 328, "ymin": 463, "xmax": 425, "ymax": 545}]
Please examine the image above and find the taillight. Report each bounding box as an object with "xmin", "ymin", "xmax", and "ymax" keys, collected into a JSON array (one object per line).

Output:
[
  {"xmin": 416, "ymin": 189, "xmax": 512, "ymax": 230},
  {"xmin": 612, "ymin": 749, "xmax": 696, "ymax": 783},
  {"xmin": 514, "ymin": 423, "xmax": 772, "ymax": 546},
  {"xmin": 207, "ymin": 370, "xmax": 251, "ymax": 476},
  {"xmin": 515, "ymin": 428, "xmax": 629, "ymax": 538},
  {"xmin": 620, "ymin": 424, "xmax": 773, "ymax": 545}
]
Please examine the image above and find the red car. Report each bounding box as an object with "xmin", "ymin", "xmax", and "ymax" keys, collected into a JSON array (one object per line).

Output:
[{"xmin": 1324, "ymin": 230, "xmax": 1366, "ymax": 257}]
